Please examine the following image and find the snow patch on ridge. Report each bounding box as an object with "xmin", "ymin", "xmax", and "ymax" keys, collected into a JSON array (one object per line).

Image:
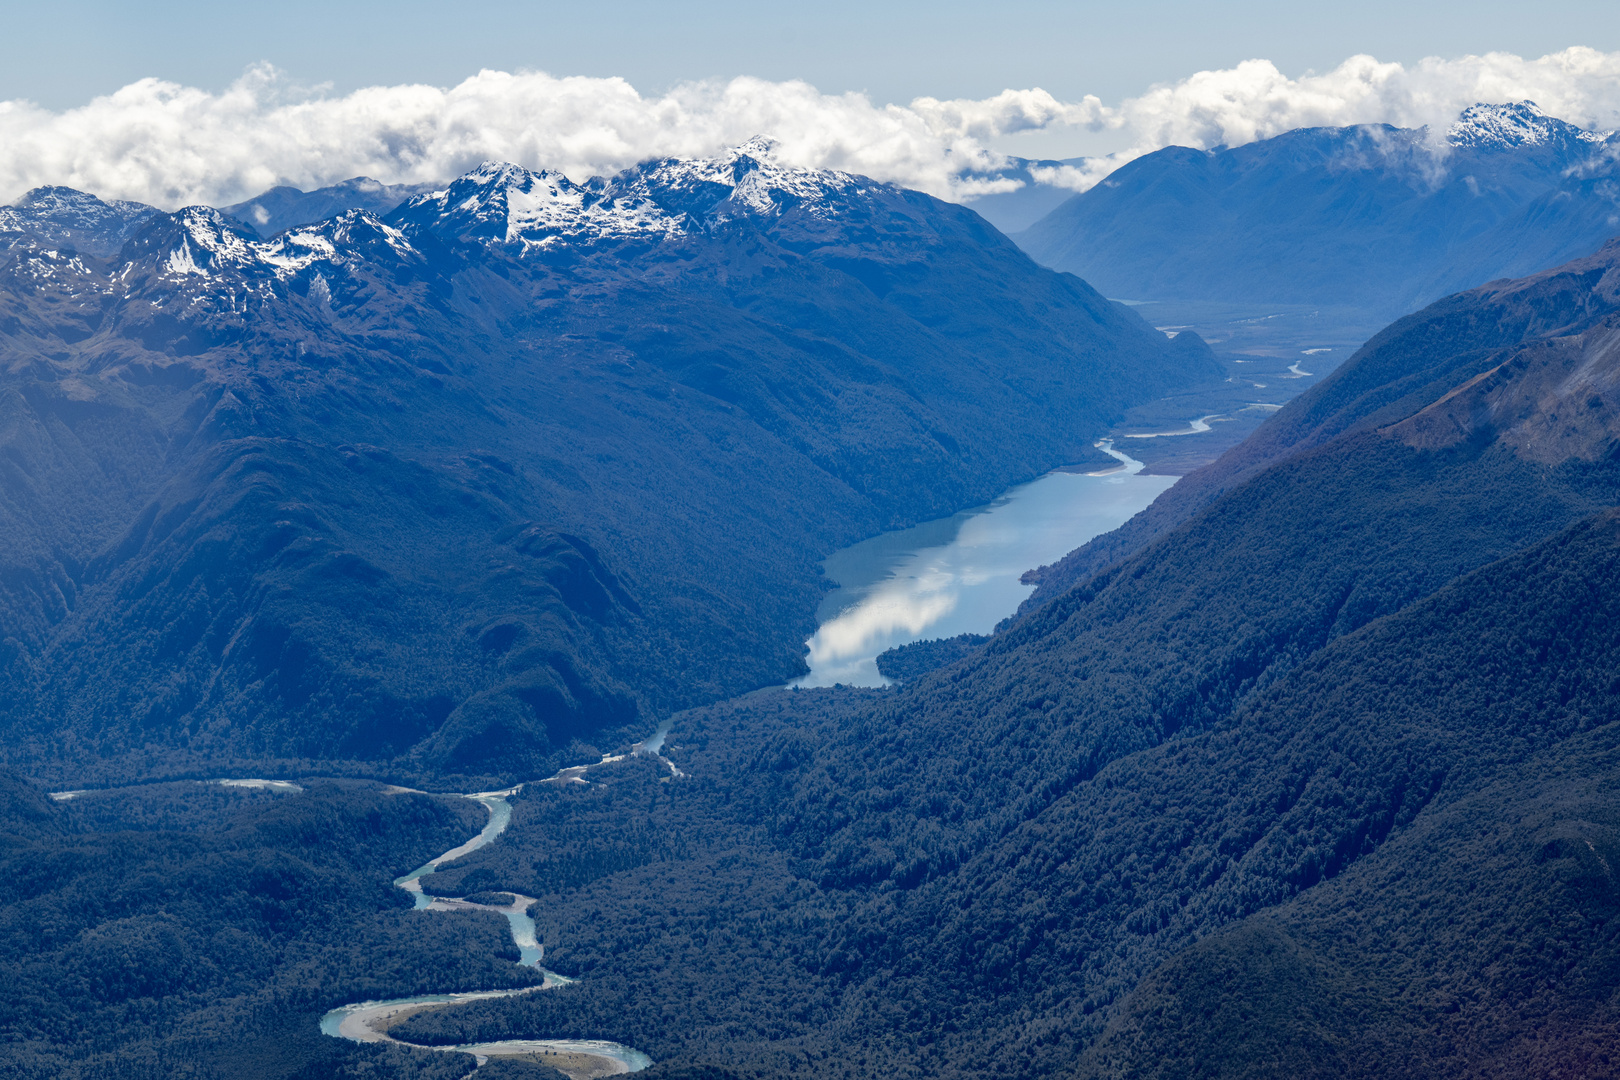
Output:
[
  {"xmin": 147, "ymin": 208, "xmax": 414, "ymax": 284},
  {"xmin": 396, "ymin": 139, "xmax": 887, "ymax": 251},
  {"xmin": 256, "ymin": 228, "xmax": 339, "ymax": 273},
  {"xmin": 165, "ymin": 240, "xmax": 206, "ymax": 277}
]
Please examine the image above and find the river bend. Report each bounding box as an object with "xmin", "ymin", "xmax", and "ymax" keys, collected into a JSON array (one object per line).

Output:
[{"xmin": 318, "ymin": 739, "xmax": 678, "ymax": 1076}]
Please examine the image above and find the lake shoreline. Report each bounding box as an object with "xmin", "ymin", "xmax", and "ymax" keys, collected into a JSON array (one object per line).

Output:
[{"xmin": 793, "ymin": 441, "xmax": 1178, "ymax": 687}]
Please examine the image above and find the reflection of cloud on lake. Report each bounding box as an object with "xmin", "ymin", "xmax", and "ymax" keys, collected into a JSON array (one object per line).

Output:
[
  {"xmin": 799, "ymin": 571, "xmax": 960, "ymax": 686},
  {"xmin": 792, "ymin": 449, "xmax": 1178, "ymax": 688}
]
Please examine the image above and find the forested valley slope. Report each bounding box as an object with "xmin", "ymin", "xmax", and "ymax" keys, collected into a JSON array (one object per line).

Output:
[
  {"xmin": 388, "ymin": 240, "xmax": 1620, "ymax": 1079},
  {"xmin": 0, "ymin": 144, "xmax": 1213, "ymax": 786}
]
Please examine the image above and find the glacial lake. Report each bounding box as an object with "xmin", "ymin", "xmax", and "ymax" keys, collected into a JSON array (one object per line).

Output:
[{"xmin": 795, "ymin": 444, "xmax": 1177, "ymax": 686}]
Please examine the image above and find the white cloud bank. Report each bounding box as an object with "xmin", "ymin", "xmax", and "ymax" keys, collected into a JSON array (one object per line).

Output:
[{"xmin": 3, "ymin": 47, "xmax": 1620, "ymax": 209}]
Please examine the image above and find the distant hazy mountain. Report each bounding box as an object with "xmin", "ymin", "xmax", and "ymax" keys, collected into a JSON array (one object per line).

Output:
[
  {"xmin": 955, "ymin": 156, "xmax": 1088, "ymax": 234},
  {"xmin": 221, "ymin": 177, "xmax": 441, "ymax": 238},
  {"xmin": 1017, "ymin": 101, "xmax": 1620, "ymax": 318},
  {"xmin": 0, "ymin": 141, "xmax": 1212, "ymax": 783}
]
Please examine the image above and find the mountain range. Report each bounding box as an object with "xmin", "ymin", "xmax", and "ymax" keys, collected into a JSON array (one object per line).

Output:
[
  {"xmin": 0, "ymin": 142, "xmax": 1212, "ymax": 785},
  {"xmin": 0, "ymin": 152, "xmax": 1083, "ymax": 251},
  {"xmin": 1018, "ymin": 101, "xmax": 1620, "ymax": 320}
]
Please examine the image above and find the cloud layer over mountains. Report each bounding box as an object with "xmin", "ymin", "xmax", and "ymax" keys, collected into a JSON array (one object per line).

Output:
[{"xmin": 3, "ymin": 47, "xmax": 1620, "ymax": 209}]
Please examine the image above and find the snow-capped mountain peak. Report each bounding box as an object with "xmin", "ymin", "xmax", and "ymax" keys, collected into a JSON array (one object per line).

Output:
[
  {"xmin": 1447, "ymin": 101, "xmax": 1612, "ymax": 150},
  {"xmin": 11, "ymin": 186, "xmax": 155, "ymax": 232},
  {"xmin": 632, "ymin": 138, "xmax": 873, "ymax": 223},
  {"xmin": 390, "ymin": 140, "xmax": 888, "ymax": 252},
  {"xmin": 0, "ymin": 186, "xmax": 159, "ymax": 258},
  {"xmin": 163, "ymin": 206, "xmax": 259, "ymax": 276},
  {"xmin": 395, "ymin": 161, "xmax": 611, "ymax": 246}
]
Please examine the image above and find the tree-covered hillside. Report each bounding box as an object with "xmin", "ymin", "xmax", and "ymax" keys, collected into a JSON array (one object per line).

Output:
[
  {"xmin": 375, "ymin": 242, "xmax": 1620, "ymax": 1077},
  {"xmin": 0, "ymin": 777, "xmax": 521, "ymax": 1079},
  {"xmin": 388, "ymin": 472, "xmax": 1620, "ymax": 1080},
  {"xmin": 0, "ymin": 153, "xmax": 1214, "ymax": 785},
  {"xmin": 1021, "ymin": 235, "xmax": 1620, "ymax": 608}
]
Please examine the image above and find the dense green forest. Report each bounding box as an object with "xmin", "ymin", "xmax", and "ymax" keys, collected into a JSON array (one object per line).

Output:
[
  {"xmin": 377, "ymin": 245, "xmax": 1620, "ymax": 1077},
  {"xmin": 872, "ymin": 633, "xmax": 986, "ymax": 681},
  {"xmin": 0, "ymin": 779, "xmax": 531, "ymax": 1078},
  {"xmin": 11, "ymin": 428, "xmax": 1618, "ymax": 1077},
  {"xmin": 387, "ymin": 506, "xmax": 1620, "ymax": 1078}
]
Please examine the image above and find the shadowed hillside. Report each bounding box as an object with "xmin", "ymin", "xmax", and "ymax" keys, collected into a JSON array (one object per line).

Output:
[
  {"xmin": 0, "ymin": 149, "xmax": 1215, "ymax": 785},
  {"xmin": 1021, "ymin": 233, "xmax": 1620, "ymax": 608},
  {"xmin": 378, "ymin": 242, "xmax": 1620, "ymax": 1078}
]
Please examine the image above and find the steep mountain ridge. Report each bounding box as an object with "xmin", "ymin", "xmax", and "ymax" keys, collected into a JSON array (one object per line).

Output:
[
  {"xmin": 0, "ymin": 148, "xmax": 1213, "ymax": 783},
  {"xmin": 1388, "ymin": 318, "xmax": 1620, "ymax": 460},
  {"xmin": 1021, "ymin": 236, "xmax": 1620, "ymax": 606}
]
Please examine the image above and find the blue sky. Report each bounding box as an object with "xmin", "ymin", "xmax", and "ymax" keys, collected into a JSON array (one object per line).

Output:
[{"xmin": 9, "ymin": 0, "xmax": 1618, "ymax": 112}]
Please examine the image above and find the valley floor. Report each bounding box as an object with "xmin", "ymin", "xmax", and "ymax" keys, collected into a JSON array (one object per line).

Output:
[{"xmin": 1104, "ymin": 300, "xmax": 1383, "ymax": 474}]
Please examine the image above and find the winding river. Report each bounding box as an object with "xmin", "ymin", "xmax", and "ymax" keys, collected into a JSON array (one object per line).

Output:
[
  {"xmin": 239, "ymin": 450, "xmax": 1176, "ymax": 1069},
  {"xmin": 317, "ymin": 738, "xmax": 679, "ymax": 1076}
]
